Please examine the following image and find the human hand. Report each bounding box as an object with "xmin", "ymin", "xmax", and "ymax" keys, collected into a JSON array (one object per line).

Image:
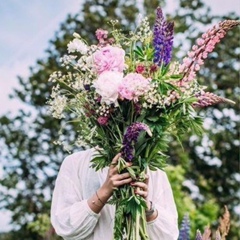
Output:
[
  {"xmin": 130, "ymin": 175, "xmax": 149, "ymax": 200},
  {"xmin": 130, "ymin": 174, "xmax": 154, "ymax": 211},
  {"xmin": 101, "ymin": 153, "xmax": 132, "ymax": 197}
]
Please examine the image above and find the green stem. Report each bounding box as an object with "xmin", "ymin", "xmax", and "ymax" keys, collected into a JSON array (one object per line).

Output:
[
  {"xmin": 140, "ymin": 207, "xmax": 149, "ymax": 240},
  {"xmin": 136, "ymin": 211, "xmax": 140, "ymax": 240}
]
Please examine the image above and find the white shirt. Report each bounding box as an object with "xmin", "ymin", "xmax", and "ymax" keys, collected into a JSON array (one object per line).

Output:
[{"xmin": 51, "ymin": 148, "xmax": 179, "ymax": 240}]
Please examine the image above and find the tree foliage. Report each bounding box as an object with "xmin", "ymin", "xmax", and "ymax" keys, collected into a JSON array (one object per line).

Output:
[{"xmin": 0, "ymin": 0, "xmax": 239, "ymax": 239}]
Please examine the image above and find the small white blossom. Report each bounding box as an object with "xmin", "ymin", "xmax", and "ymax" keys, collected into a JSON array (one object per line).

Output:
[
  {"xmin": 48, "ymin": 85, "xmax": 68, "ymax": 119},
  {"xmin": 67, "ymin": 38, "xmax": 88, "ymax": 54}
]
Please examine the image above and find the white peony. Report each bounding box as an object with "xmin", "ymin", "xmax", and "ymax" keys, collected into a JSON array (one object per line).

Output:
[{"xmin": 93, "ymin": 71, "xmax": 123, "ymax": 105}]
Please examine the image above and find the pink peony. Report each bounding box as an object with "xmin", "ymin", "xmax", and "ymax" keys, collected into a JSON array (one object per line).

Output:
[
  {"xmin": 93, "ymin": 46, "xmax": 125, "ymax": 74},
  {"xmin": 118, "ymin": 73, "xmax": 150, "ymax": 101},
  {"xmin": 93, "ymin": 71, "xmax": 123, "ymax": 105}
]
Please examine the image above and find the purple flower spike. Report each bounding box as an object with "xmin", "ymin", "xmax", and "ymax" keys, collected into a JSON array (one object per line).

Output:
[
  {"xmin": 178, "ymin": 214, "xmax": 190, "ymax": 240},
  {"xmin": 153, "ymin": 7, "xmax": 174, "ymax": 66},
  {"xmin": 121, "ymin": 122, "xmax": 151, "ymax": 162}
]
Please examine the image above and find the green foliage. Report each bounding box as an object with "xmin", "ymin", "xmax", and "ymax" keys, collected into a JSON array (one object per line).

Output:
[
  {"xmin": 27, "ymin": 214, "xmax": 51, "ymax": 238},
  {"xmin": 166, "ymin": 165, "xmax": 219, "ymax": 238}
]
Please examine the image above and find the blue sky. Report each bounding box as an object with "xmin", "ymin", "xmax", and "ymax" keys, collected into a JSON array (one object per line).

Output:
[
  {"xmin": 0, "ymin": 0, "xmax": 239, "ymax": 233},
  {"xmin": 0, "ymin": 0, "xmax": 83, "ymax": 116}
]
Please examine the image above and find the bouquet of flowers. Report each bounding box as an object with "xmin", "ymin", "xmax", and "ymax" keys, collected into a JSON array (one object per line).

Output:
[{"xmin": 48, "ymin": 7, "xmax": 238, "ymax": 240}]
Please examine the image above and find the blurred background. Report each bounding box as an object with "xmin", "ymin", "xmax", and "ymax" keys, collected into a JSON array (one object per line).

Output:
[{"xmin": 0, "ymin": 0, "xmax": 239, "ymax": 239}]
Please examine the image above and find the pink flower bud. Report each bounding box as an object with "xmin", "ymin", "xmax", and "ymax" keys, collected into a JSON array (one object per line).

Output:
[
  {"xmin": 183, "ymin": 57, "xmax": 191, "ymax": 67},
  {"xmin": 97, "ymin": 116, "xmax": 109, "ymax": 126},
  {"xmin": 202, "ymin": 52, "xmax": 208, "ymax": 59},
  {"xmin": 187, "ymin": 51, "xmax": 195, "ymax": 58},
  {"xmin": 196, "ymin": 38, "xmax": 204, "ymax": 46},
  {"xmin": 192, "ymin": 45, "xmax": 198, "ymax": 51},
  {"xmin": 197, "ymin": 59, "xmax": 204, "ymax": 65},
  {"xmin": 136, "ymin": 64, "xmax": 145, "ymax": 74},
  {"xmin": 194, "ymin": 64, "xmax": 200, "ymax": 71}
]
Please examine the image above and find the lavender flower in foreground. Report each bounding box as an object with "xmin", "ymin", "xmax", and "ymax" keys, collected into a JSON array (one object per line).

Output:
[
  {"xmin": 178, "ymin": 214, "xmax": 190, "ymax": 240},
  {"xmin": 121, "ymin": 122, "xmax": 152, "ymax": 162},
  {"xmin": 153, "ymin": 7, "xmax": 174, "ymax": 66}
]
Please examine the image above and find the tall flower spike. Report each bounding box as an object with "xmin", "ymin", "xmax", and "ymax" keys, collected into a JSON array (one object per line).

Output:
[
  {"xmin": 153, "ymin": 7, "xmax": 174, "ymax": 66},
  {"xmin": 215, "ymin": 230, "xmax": 221, "ymax": 240},
  {"xmin": 201, "ymin": 226, "xmax": 211, "ymax": 240},
  {"xmin": 178, "ymin": 214, "xmax": 190, "ymax": 240},
  {"xmin": 121, "ymin": 122, "xmax": 152, "ymax": 162},
  {"xmin": 194, "ymin": 91, "xmax": 235, "ymax": 107},
  {"xmin": 195, "ymin": 230, "xmax": 203, "ymax": 240},
  {"xmin": 218, "ymin": 205, "xmax": 231, "ymax": 239},
  {"xmin": 179, "ymin": 20, "xmax": 240, "ymax": 85}
]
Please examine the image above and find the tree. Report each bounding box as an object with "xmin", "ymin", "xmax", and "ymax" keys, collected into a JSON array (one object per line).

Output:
[
  {"xmin": 168, "ymin": 1, "xmax": 239, "ymax": 238},
  {"xmin": 0, "ymin": 0, "xmax": 239, "ymax": 239}
]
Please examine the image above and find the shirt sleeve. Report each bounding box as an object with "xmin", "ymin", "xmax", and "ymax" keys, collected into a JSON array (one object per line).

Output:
[
  {"xmin": 51, "ymin": 156, "xmax": 100, "ymax": 239},
  {"xmin": 147, "ymin": 170, "xmax": 179, "ymax": 240}
]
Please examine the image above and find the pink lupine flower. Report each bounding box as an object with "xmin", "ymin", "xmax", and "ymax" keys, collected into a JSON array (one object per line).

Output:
[
  {"xmin": 178, "ymin": 20, "xmax": 239, "ymax": 86},
  {"xmin": 192, "ymin": 45, "xmax": 198, "ymax": 51},
  {"xmin": 196, "ymin": 38, "xmax": 204, "ymax": 46},
  {"xmin": 93, "ymin": 46, "xmax": 125, "ymax": 74},
  {"xmin": 197, "ymin": 59, "xmax": 204, "ymax": 65},
  {"xmin": 194, "ymin": 92, "xmax": 235, "ymax": 107},
  {"xmin": 118, "ymin": 73, "xmax": 150, "ymax": 101},
  {"xmin": 194, "ymin": 64, "xmax": 200, "ymax": 71},
  {"xmin": 187, "ymin": 51, "xmax": 195, "ymax": 58}
]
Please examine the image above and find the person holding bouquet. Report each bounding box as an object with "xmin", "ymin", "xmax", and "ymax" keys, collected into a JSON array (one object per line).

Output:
[
  {"xmin": 51, "ymin": 149, "xmax": 179, "ymax": 240},
  {"xmin": 48, "ymin": 5, "xmax": 238, "ymax": 240}
]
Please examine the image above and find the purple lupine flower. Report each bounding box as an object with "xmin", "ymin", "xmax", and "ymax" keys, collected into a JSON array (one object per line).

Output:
[
  {"xmin": 195, "ymin": 230, "xmax": 202, "ymax": 240},
  {"xmin": 153, "ymin": 7, "xmax": 174, "ymax": 66},
  {"xmin": 194, "ymin": 91, "xmax": 235, "ymax": 107},
  {"xmin": 178, "ymin": 214, "xmax": 190, "ymax": 240},
  {"xmin": 121, "ymin": 122, "xmax": 151, "ymax": 162}
]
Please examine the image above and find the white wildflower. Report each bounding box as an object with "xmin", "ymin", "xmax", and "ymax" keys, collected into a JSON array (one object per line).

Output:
[
  {"xmin": 49, "ymin": 86, "xmax": 68, "ymax": 119},
  {"xmin": 67, "ymin": 38, "xmax": 88, "ymax": 54},
  {"xmin": 60, "ymin": 55, "xmax": 77, "ymax": 67},
  {"xmin": 167, "ymin": 61, "xmax": 181, "ymax": 76},
  {"xmin": 72, "ymin": 75, "xmax": 85, "ymax": 90}
]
